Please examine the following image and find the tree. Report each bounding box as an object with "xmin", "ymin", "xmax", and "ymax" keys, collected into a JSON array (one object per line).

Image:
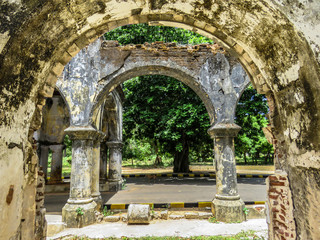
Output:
[
  {"xmin": 123, "ymin": 75, "xmax": 211, "ymax": 172},
  {"xmin": 235, "ymin": 84, "xmax": 273, "ymax": 164}
]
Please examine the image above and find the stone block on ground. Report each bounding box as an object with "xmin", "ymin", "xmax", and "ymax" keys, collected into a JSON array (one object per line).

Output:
[
  {"xmin": 169, "ymin": 214, "xmax": 184, "ymax": 220},
  {"xmin": 247, "ymin": 205, "xmax": 266, "ymax": 219},
  {"xmin": 62, "ymin": 201, "xmax": 97, "ymax": 228},
  {"xmin": 212, "ymin": 198, "xmax": 245, "ymax": 222},
  {"xmin": 104, "ymin": 216, "xmax": 120, "ymax": 222},
  {"xmin": 127, "ymin": 204, "xmax": 151, "ymax": 224},
  {"xmin": 160, "ymin": 210, "xmax": 168, "ymax": 220},
  {"xmin": 185, "ymin": 212, "xmax": 199, "ymax": 219}
]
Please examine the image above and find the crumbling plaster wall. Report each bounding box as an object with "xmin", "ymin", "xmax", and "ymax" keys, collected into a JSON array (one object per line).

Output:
[
  {"xmin": 0, "ymin": 1, "xmax": 320, "ymax": 239},
  {"xmin": 57, "ymin": 39, "xmax": 249, "ymax": 128}
]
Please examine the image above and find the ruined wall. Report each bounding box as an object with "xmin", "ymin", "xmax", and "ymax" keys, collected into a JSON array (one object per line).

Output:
[
  {"xmin": 57, "ymin": 39, "xmax": 249, "ymax": 127},
  {"xmin": 0, "ymin": 1, "xmax": 320, "ymax": 239}
]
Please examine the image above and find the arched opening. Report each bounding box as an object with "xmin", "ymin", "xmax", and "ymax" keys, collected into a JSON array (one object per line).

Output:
[
  {"xmin": 235, "ymin": 84, "xmax": 274, "ymax": 167},
  {"xmin": 121, "ymin": 74, "xmax": 212, "ymax": 172},
  {"xmin": 1, "ymin": 2, "xmax": 320, "ymax": 239},
  {"xmin": 36, "ymin": 89, "xmax": 70, "ymax": 183}
]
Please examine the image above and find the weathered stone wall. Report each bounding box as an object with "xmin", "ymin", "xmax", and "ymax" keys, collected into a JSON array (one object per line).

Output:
[
  {"xmin": 34, "ymin": 169, "xmax": 47, "ymax": 240},
  {"xmin": 57, "ymin": 39, "xmax": 249, "ymax": 127},
  {"xmin": 0, "ymin": 1, "xmax": 320, "ymax": 239}
]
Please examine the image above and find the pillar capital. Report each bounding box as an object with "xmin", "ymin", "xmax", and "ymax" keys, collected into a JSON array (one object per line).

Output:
[
  {"xmin": 207, "ymin": 122, "xmax": 241, "ymax": 138},
  {"xmin": 65, "ymin": 126, "xmax": 105, "ymax": 140},
  {"xmin": 106, "ymin": 141, "xmax": 123, "ymax": 150}
]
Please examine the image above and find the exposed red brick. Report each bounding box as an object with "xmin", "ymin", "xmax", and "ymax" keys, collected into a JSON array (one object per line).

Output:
[
  {"xmin": 270, "ymin": 180, "xmax": 285, "ymax": 186},
  {"xmin": 279, "ymin": 214, "xmax": 286, "ymax": 221},
  {"xmin": 269, "ymin": 175, "xmax": 279, "ymax": 181},
  {"xmin": 269, "ymin": 194, "xmax": 279, "ymax": 200}
]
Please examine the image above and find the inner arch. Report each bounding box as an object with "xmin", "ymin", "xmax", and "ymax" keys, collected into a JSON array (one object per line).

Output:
[{"xmin": 91, "ymin": 65, "xmax": 216, "ymax": 124}]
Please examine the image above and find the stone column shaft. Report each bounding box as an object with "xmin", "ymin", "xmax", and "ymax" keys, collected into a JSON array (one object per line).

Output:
[
  {"xmin": 49, "ymin": 144, "xmax": 64, "ymax": 183},
  {"xmin": 68, "ymin": 138, "xmax": 94, "ymax": 201},
  {"xmin": 91, "ymin": 132, "xmax": 105, "ymax": 209},
  {"xmin": 62, "ymin": 126, "xmax": 98, "ymax": 228},
  {"xmin": 39, "ymin": 145, "xmax": 49, "ymax": 180},
  {"xmin": 208, "ymin": 123, "xmax": 245, "ymax": 222},
  {"xmin": 107, "ymin": 141, "xmax": 123, "ymax": 191},
  {"xmin": 99, "ymin": 142, "xmax": 108, "ymax": 180}
]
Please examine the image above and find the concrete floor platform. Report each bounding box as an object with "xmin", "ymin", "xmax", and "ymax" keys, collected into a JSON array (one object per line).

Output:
[{"xmin": 47, "ymin": 217, "xmax": 268, "ymax": 239}]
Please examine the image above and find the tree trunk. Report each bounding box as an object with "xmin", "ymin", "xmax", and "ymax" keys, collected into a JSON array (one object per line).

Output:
[
  {"xmin": 243, "ymin": 152, "xmax": 247, "ymax": 165},
  {"xmin": 254, "ymin": 151, "xmax": 259, "ymax": 165},
  {"xmin": 153, "ymin": 140, "xmax": 162, "ymax": 166},
  {"xmin": 264, "ymin": 151, "xmax": 270, "ymax": 164},
  {"xmin": 173, "ymin": 134, "xmax": 190, "ymax": 173}
]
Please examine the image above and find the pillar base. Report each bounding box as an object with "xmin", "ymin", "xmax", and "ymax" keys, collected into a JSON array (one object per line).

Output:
[
  {"xmin": 62, "ymin": 201, "xmax": 97, "ymax": 228},
  {"xmin": 211, "ymin": 197, "xmax": 245, "ymax": 223},
  {"xmin": 108, "ymin": 179, "xmax": 123, "ymax": 191},
  {"xmin": 92, "ymin": 195, "xmax": 103, "ymax": 211}
]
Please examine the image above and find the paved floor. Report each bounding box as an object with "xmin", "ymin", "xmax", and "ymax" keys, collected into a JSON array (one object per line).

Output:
[
  {"xmin": 47, "ymin": 217, "xmax": 268, "ymax": 239},
  {"xmin": 45, "ymin": 177, "xmax": 266, "ymax": 212}
]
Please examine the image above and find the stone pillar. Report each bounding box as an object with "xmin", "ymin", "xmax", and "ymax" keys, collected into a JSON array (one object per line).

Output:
[
  {"xmin": 62, "ymin": 126, "xmax": 98, "ymax": 228},
  {"xmin": 49, "ymin": 144, "xmax": 64, "ymax": 183},
  {"xmin": 39, "ymin": 145, "xmax": 49, "ymax": 181},
  {"xmin": 99, "ymin": 142, "xmax": 108, "ymax": 181},
  {"xmin": 91, "ymin": 133, "xmax": 105, "ymax": 210},
  {"xmin": 107, "ymin": 141, "xmax": 123, "ymax": 191},
  {"xmin": 208, "ymin": 122, "xmax": 245, "ymax": 222}
]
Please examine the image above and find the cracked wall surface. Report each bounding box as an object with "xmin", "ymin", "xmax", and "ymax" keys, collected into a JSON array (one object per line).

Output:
[
  {"xmin": 57, "ymin": 39, "xmax": 249, "ymax": 127},
  {"xmin": 0, "ymin": 1, "xmax": 320, "ymax": 239}
]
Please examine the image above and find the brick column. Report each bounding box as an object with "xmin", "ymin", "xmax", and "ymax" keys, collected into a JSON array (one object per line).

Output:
[
  {"xmin": 208, "ymin": 122, "xmax": 245, "ymax": 222},
  {"xmin": 49, "ymin": 144, "xmax": 64, "ymax": 183},
  {"xmin": 107, "ymin": 141, "xmax": 123, "ymax": 191},
  {"xmin": 266, "ymin": 171, "xmax": 296, "ymax": 240},
  {"xmin": 62, "ymin": 126, "xmax": 99, "ymax": 228}
]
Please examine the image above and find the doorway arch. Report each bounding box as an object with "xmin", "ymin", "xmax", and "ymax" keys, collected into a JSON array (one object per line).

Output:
[{"xmin": 1, "ymin": 1, "xmax": 320, "ymax": 239}]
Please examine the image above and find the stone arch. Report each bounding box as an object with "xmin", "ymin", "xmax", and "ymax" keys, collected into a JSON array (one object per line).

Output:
[
  {"xmin": 100, "ymin": 90, "xmax": 123, "ymax": 142},
  {"xmin": 36, "ymin": 88, "xmax": 70, "ymax": 182},
  {"xmin": 1, "ymin": 1, "xmax": 320, "ymax": 239},
  {"xmin": 91, "ymin": 65, "xmax": 216, "ymax": 124}
]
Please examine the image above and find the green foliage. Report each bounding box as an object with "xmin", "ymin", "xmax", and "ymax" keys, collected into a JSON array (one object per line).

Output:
[
  {"xmin": 76, "ymin": 207, "xmax": 84, "ymax": 216},
  {"xmin": 104, "ymin": 23, "xmax": 213, "ymax": 45},
  {"xmin": 243, "ymin": 207, "xmax": 249, "ymax": 216},
  {"xmin": 122, "ymin": 75, "xmax": 212, "ymax": 170},
  {"xmin": 102, "ymin": 207, "xmax": 114, "ymax": 217},
  {"xmin": 208, "ymin": 217, "xmax": 219, "ymax": 223},
  {"xmin": 235, "ymin": 84, "xmax": 274, "ymax": 165}
]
